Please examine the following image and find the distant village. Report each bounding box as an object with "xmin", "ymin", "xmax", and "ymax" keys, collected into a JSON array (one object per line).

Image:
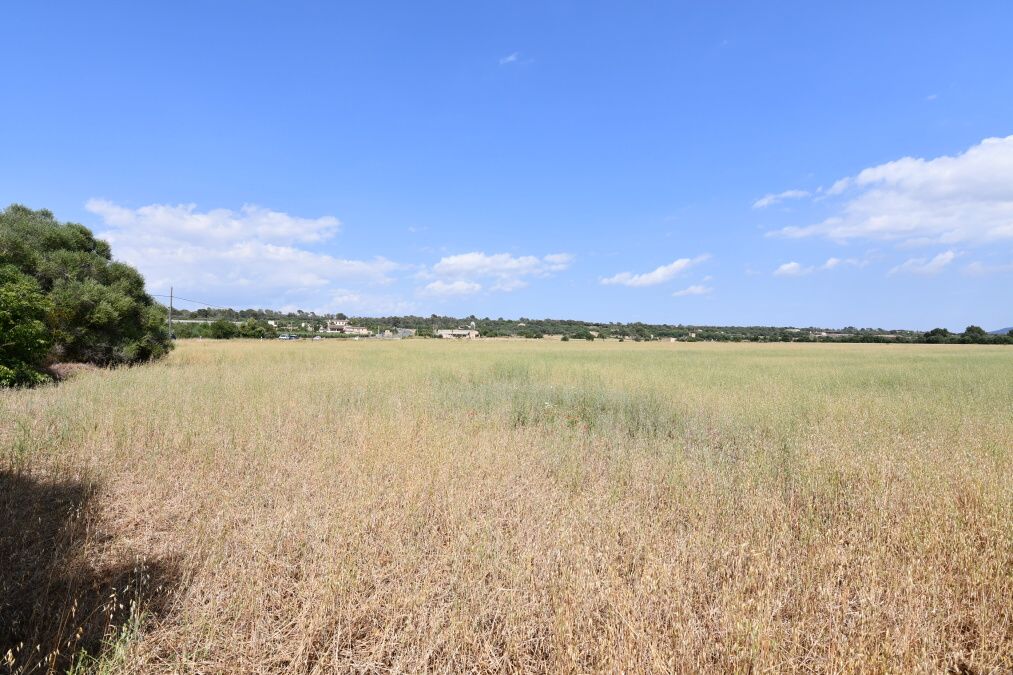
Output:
[
  {"xmin": 171, "ymin": 315, "xmax": 482, "ymax": 340},
  {"xmin": 165, "ymin": 308, "xmax": 1012, "ymax": 344},
  {"xmin": 272, "ymin": 318, "xmax": 479, "ymax": 340}
]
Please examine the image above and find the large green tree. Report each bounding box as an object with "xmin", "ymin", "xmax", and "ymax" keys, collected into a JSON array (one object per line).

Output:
[{"xmin": 0, "ymin": 204, "xmax": 171, "ymax": 381}]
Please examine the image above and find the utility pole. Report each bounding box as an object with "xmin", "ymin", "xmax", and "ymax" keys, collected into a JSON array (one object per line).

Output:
[{"xmin": 168, "ymin": 286, "xmax": 173, "ymax": 336}]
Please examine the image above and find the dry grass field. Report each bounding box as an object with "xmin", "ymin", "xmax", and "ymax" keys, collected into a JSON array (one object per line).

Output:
[{"xmin": 2, "ymin": 339, "xmax": 1011, "ymax": 673}]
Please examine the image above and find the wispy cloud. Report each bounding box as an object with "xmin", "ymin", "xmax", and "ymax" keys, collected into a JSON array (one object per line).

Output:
[
  {"xmin": 329, "ymin": 289, "xmax": 418, "ymax": 315},
  {"xmin": 422, "ymin": 279, "xmax": 482, "ymax": 296},
  {"xmin": 773, "ymin": 261, "xmax": 813, "ymax": 277},
  {"xmin": 821, "ymin": 256, "xmax": 868, "ymax": 270},
  {"xmin": 499, "ymin": 52, "xmax": 520, "ymax": 65},
  {"xmin": 889, "ymin": 250, "xmax": 957, "ymax": 276},
  {"xmin": 672, "ymin": 284, "xmax": 713, "ymax": 297},
  {"xmin": 601, "ymin": 254, "xmax": 709, "ymax": 287},
  {"xmin": 769, "ymin": 135, "xmax": 1013, "ymax": 245},
  {"xmin": 964, "ymin": 260, "xmax": 1013, "ymax": 276},
  {"xmin": 753, "ymin": 189, "xmax": 810, "ymax": 209},
  {"xmin": 773, "ymin": 256, "xmax": 870, "ymax": 277}
]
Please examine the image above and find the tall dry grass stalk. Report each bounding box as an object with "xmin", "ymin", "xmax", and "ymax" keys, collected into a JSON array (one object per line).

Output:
[{"xmin": 2, "ymin": 340, "xmax": 1011, "ymax": 672}]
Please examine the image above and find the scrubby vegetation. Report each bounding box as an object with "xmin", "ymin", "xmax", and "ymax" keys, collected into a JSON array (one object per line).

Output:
[
  {"xmin": 0, "ymin": 205, "xmax": 171, "ymax": 385},
  {"xmin": 2, "ymin": 340, "xmax": 1010, "ymax": 672}
]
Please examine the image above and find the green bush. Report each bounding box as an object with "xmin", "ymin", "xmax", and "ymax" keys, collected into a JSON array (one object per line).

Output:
[
  {"xmin": 207, "ymin": 319, "xmax": 239, "ymax": 339},
  {"xmin": 0, "ymin": 204, "xmax": 171, "ymax": 383},
  {"xmin": 237, "ymin": 319, "xmax": 277, "ymax": 339}
]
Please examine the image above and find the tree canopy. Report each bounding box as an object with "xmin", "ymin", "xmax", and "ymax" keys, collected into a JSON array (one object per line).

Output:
[
  {"xmin": 0, "ymin": 204, "xmax": 171, "ymax": 384},
  {"xmin": 0, "ymin": 265, "xmax": 52, "ymax": 386}
]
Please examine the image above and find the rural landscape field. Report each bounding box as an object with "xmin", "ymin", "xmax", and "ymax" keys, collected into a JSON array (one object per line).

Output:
[
  {"xmin": 6, "ymin": 3, "xmax": 1013, "ymax": 674},
  {"xmin": 3, "ymin": 339, "xmax": 1010, "ymax": 673}
]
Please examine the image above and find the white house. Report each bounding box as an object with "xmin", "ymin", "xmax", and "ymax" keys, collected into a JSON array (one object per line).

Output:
[{"xmin": 437, "ymin": 329, "xmax": 479, "ymax": 339}]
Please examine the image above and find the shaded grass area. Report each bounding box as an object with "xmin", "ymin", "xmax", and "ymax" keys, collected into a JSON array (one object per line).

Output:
[
  {"xmin": 0, "ymin": 471, "xmax": 178, "ymax": 674},
  {"xmin": 1, "ymin": 340, "xmax": 1011, "ymax": 672}
]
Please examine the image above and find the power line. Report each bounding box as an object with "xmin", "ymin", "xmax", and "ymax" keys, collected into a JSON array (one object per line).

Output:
[
  {"xmin": 150, "ymin": 293, "xmax": 227, "ymax": 310},
  {"xmin": 151, "ymin": 294, "xmax": 329, "ymax": 316}
]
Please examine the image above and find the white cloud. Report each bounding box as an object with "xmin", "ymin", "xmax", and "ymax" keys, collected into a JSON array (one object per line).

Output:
[
  {"xmin": 672, "ymin": 284, "xmax": 713, "ymax": 297},
  {"xmin": 601, "ymin": 254, "xmax": 709, "ymax": 287},
  {"xmin": 770, "ymin": 135, "xmax": 1013, "ymax": 244},
  {"xmin": 499, "ymin": 52, "xmax": 520, "ymax": 65},
  {"xmin": 490, "ymin": 278, "xmax": 528, "ymax": 292},
  {"xmin": 330, "ymin": 289, "xmax": 362, "ymax": 305},
  {"xmin": 329, "ymin": 289, "xmax": 418, "ymax": 315},
  {"xmin": 825, "ymin": 178, "xmax": 851, "ymax": 196},
  {"xmin": 541, "ymin": 253, "xmax": 574, "ymax": 270},
  {"xmin": 433, "ymin": 251, "xmax": 571, "ymax": 277},
  {"xmin": 889, "ymin": 250, "xmax": 957, "ymax": 276},
  {"xmin": 964, "ymin": 260, "xmax": 1013, "ymax": 276},
  {"xmin": 821, "ymin": 256, "xmax": 868, "ymax": 270},
  {"xmin": 424, "ymin": 251, "xmax": 572, "ymax": 295},
  {"xmin": 87, "ymin": 200, "xmax": 399, "ymax": 310},
  {"xmin": 753, "ymin": 189, "xmax": 810, "ymax": 209},
  {"xmin": 770, "ymin": 256, "xmax": 868, "ymax": 276},
  {"xmin": 86, "ymin": 199, "xmax": 339, "ymax": 244},
  {"xmin": 774, "ymin": 261, "xmax": 813, "ymax": 277},
  {"xmin": 422, "ymin": 279, "xmax": 482, "ymax": 296}
]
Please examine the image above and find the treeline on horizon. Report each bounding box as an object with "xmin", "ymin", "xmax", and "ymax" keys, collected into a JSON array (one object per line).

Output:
[
  {"xmin": 168, "ymin": 307, "xmax": 1012, "ymax": 345},
  {"xmin": 5, "ymin": 203, "xmax": 1008, "ymax": 388}
]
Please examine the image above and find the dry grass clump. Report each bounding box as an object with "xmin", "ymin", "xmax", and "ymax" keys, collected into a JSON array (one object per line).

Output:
[
  {"xmin": 42, "ymin": 362, "xmax": 101, "ymax": 382},
  {"xmin": 2, "ymin": 340, "xmax": 1011, "ymax": 672}
]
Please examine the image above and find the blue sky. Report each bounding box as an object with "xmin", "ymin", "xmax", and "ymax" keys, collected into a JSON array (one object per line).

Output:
[{"xmin": 3, "ymin": 1, "xmax": 1012, "ymax": 330}]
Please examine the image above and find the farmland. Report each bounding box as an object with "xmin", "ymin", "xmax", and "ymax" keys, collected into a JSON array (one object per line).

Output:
[{"xmin": 2, "ymin": 339, "xmax": 1011, "ymax": 672}]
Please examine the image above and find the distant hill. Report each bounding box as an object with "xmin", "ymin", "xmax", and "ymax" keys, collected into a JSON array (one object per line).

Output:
[{"xmin": 990, "ymin": 327, "xmax": 1013, "ymax": 335}]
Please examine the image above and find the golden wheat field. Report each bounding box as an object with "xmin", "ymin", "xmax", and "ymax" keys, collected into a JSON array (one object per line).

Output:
[{"xmin": 2, "ymin": 339, "xmax": 1011, "ymax": 673}]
